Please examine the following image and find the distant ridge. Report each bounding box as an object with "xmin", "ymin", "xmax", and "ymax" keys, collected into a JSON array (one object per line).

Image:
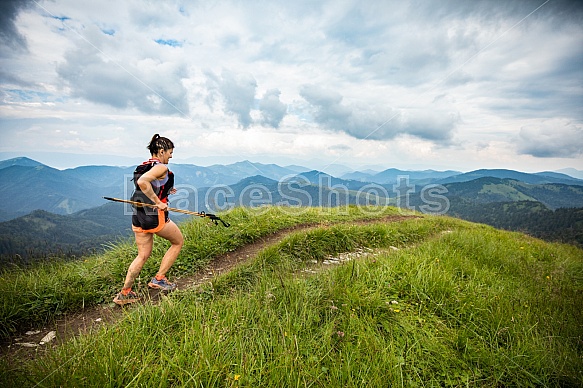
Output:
[
  {"xmin": 206, "ymin": 160, "xmax": 300, "ymax": 181},
  {"xmin": 0, "ymin": 156, "xmax": 43, "ymax": 169},
  {"xmin": 557, "ymin": 168, "xmax": 583, "ymax": 180},
  {"xmin": 439, "ymin": 177, "xmax": 583, "ymax": 210},
  {"xmin": 438, "ymin": 168, "xmax": 582, "ymax": 185}
]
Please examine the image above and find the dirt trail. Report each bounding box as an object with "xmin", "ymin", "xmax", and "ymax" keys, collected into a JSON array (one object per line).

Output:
[{"xmin": 1, "ymin": 215, "xmax": 414, "ymax": 365}]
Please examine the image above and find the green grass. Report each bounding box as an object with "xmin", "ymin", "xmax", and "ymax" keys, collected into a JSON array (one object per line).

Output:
[
  {"xmin": 0, "ymin": 206, "xmax": 403, "ymax": 339},
  {"xmin": 1, "ymin": 206, "xmax": 582, "ymax": 387}
]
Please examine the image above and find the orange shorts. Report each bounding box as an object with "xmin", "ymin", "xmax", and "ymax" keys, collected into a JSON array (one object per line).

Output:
[{"xmin": 131, "ymin": 207, "xmax": 169, "ymax": 234}]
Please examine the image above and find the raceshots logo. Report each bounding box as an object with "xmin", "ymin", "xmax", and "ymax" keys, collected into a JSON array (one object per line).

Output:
[{"xmin": 123, "ymin": 173, "xmax": 450, "ymax": 216}]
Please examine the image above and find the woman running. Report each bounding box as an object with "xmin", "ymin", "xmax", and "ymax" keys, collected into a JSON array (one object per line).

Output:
[{"xmin": 114, "ymin": 134, "xmax": 184, "ymax": 305}]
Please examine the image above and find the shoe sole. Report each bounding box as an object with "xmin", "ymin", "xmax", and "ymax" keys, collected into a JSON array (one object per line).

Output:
[
  {"xmin": 148, "ymin": 282, "xmax": 176, "ymax": 291},
  {"xmin": 113, "ymin": 297, "xmax": 140, "ymax": 306}
]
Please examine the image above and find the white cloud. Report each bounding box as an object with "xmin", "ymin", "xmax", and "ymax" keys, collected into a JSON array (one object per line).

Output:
[
  {"xmin": 259, "ymin": 89, "xmax": 287, "ymax": 128},
  {"xmin": 204, "ymin": 69, "xmax": 257, "ymax": 128},
  {"xmin": 298, "ymin": 84, "xmax": 458, "ymax": 142}
]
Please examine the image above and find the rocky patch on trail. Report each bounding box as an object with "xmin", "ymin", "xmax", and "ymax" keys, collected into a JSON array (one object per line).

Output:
[{"xmin": 300, "ymin": 246, "xmax": 400, "ymax": 274}]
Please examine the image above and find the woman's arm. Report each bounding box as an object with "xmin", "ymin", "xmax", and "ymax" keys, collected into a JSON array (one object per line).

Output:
[{"xmin": 137, "ymin": 164, "xmax": 169, "ymax": 210}]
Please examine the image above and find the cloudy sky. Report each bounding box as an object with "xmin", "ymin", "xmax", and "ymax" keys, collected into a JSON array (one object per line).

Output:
[{"xmin": 1, "ymin": 0, "xmax": 582, "ymax": 174}]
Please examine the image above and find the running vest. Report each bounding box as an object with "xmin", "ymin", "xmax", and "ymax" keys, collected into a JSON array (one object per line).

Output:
[{"xmin": 130, "ymin": 158, "xmax": 175, "ymax": 205}]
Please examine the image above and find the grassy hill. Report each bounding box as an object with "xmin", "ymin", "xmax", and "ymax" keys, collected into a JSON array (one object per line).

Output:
[
  {"xmin": 447, "ymin": 201, "xmax": 583, "ymax": 247},
  {"xmin": 438, "ymin": 168, "xmax": 582, "ymax": 185},
  {"xmin": 0, "ymin": 206, "xmax": 581, "ymax": 386},
  {"xmin": 435, "ymin": 177, "xmax": 583, "ymax": 209}
]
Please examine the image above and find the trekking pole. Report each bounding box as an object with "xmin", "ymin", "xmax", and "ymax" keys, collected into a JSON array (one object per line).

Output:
[{"xmin": 103, "ymin": 197, "xmax": 230, "ymax": 227}]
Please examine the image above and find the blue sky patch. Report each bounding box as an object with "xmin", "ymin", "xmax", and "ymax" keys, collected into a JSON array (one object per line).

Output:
[{"xmin": 154, "ymin": 39, "xmax": 182, "ymax": 47}]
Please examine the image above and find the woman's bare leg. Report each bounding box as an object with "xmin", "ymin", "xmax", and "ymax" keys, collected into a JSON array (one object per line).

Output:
[
  {"xmin": 122, "ymin": 232, "xmax": 154, "ymax": 289},
  {"xmin": 154, "ymin": 220, "xmax": 184, "ymax": 277}
]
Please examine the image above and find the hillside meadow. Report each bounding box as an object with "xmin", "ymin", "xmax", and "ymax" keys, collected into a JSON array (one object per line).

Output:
[{"xmin": 0, "ymin": 206, "xmax": 582, "ymax": 387}]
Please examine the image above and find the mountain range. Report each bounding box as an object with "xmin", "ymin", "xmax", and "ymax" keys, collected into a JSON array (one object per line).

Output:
[
  {"xmin": 0, "ymin": 156, "xmax": 582, "ymax": 263},
  {"xmin": 1, "ymin": 156, "xmax": 581, "ymax": 221}
]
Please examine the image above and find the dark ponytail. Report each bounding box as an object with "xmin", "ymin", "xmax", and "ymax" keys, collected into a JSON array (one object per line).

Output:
[{"xmin": 147, "ymin": 134, "xmax": 175, "ymax": 155}]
